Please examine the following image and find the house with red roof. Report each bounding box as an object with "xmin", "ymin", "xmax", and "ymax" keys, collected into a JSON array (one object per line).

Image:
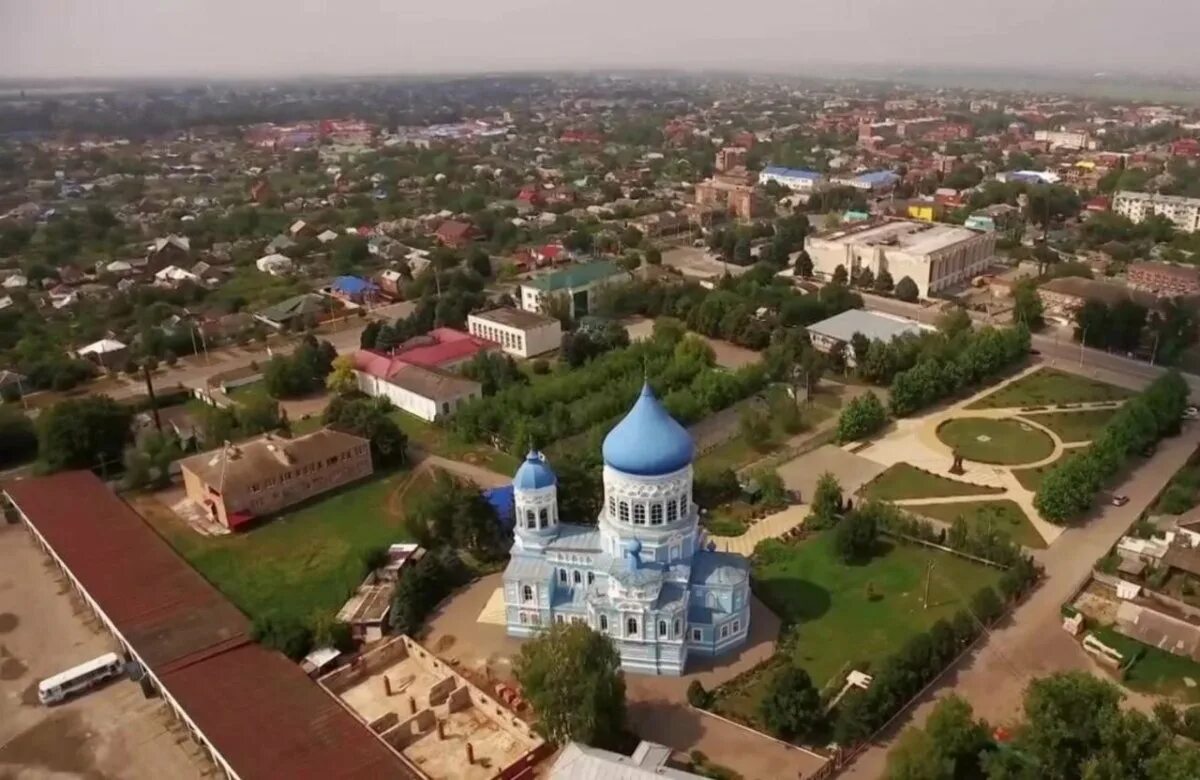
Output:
[
  {"xmin": 351, "ymin": 328, "xmax": 493, "ymax": 421},
  {"xmin": 434, "ymin": 219, "xmax": 477, "ymax": 248},
  {"xmin": 516, "ymin": 186, "xmax": 544, "ymax": 207}
]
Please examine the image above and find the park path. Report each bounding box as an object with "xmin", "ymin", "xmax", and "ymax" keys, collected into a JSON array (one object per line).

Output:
[{"xmin": 706, "ymin": 503, "xmax": 810, "ymax": 556}]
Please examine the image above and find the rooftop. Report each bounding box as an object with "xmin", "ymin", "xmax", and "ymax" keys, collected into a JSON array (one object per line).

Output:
[
  {"xmin": 178, "ymin": 429, "xmax": 369, "ymax": 494},
  {"xmin": 813, "ymin": 219, "xmax": 981, "ymax": 255},
  {"xmin": 806, "ymin": 308, "xmax": 925, "ymax": 344},
  {"xmin": 1039, "ymin": 276, "xmax": 1160, "ymax": 309},
  {"xmin": 550, "ymin": 740, "xmax": 704, "ymax": 779},
  {"xmin": 470, "ymin": 306, "xmax": 559, "ymax": 330},
  {"xmin": 602, "ymin": 383, "xmax": 694, "ymax": 477},
  {"xmin": 385, "ymin": 363, "xmax": 481, "ymax": 401},
  {"xmin": 522, "ymin": 261, "xmax": 626, "ymax": 293}
]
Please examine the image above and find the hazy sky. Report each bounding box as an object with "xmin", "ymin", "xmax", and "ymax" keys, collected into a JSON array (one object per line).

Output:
[{"xmin": 3, "ymin": 0, "xmax": 1199, "ymax": 80}]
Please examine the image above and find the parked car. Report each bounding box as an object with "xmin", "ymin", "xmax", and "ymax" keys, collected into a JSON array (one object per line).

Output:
[
  {"xmin": 1184, "ymin": 406, "xmax": 1199, "ymax": 420},
  {"xmin": 1111, "ymin": 495, "xmax": 1129, "ymax": 507}
]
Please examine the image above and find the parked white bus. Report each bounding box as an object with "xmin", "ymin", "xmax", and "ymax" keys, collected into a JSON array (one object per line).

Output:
[{"xmin": 38, "ymin": 652, "xmax": 124, "ymax": 705}]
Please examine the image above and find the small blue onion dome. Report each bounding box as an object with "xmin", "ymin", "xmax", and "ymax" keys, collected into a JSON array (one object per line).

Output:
[
  {"xmin": 602, "ymin": 383, "xmax": 694, "ymax": 476},
  {"xmin": 512, "ymin": 450, "xmax": 556, "ymax": 490}
]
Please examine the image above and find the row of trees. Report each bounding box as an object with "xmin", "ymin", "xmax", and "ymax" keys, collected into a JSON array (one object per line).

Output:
[
  {"xmin": 263, "ymin": 335, "xmax": 337, "ymax": 398},
  {"xmin": 887, "ymin": 674, "xmax": 1200, "ymax": 780},
  {"xmin": 889, "ymin": 325, "xmax": 1031, "ymax": 417},
  {"xmin": 451, "ymin": 327, "xmax": 768, "ymax": 453},
  {"xmin": 1035, "ymin": 371, "xmax": 1189, "ymax": 523}
]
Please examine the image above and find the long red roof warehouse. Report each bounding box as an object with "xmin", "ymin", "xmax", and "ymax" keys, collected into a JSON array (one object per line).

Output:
[{"xmin": 4, "ymin": 471, "xmax": 418, "ymax": 780}]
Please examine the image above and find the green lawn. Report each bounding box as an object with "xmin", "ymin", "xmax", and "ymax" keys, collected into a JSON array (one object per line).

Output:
[
  {"xmin": 1089, "ymin": 625, "xmax": 1200, "ymax": 703},
  {"xmin": 904, "ymin": 500, "xmax": 1047, "ymax": 549},
  {"xmin": 137, "ymin": 469, "xmax": 415, "ymax": 625},
  {"xmin": 936, "ymin": 418, "xmax": 1056, "ymax": 465},
  {"xmin": 714, "ymin": 533, "xmax": 1001, "ymax": 725},
  {"xmin": 694, "ymin": 393, "xmax": 841, "ymax": 477},
  {"xmin": 1155, "ymin": 461, "xmax": 1200, "ymax": 515},
  {"xmin": 390, "ymin": 410, "xmax": 521, "ymax": 475},
  {"xmin": 1013, "ymin": 448, "xmax": 1083, "ymax": 492},
  {"xmin": 859, "ymin": 463, "xmax": 1005, "ymax": 502},
  {"xmin": 702, "ymin": 503, "xmax": 754, "ymax": 537},
  {"xmin": 967, "ymin": 368, "xmax": 1131, "ymax": 410},
  {"xmin": 1020, "ymin": 408, "xmax": 1118, "ymax": 443}
]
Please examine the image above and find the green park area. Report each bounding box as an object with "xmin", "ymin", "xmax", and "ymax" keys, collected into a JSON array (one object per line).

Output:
[
  {"xmin": 1013, "ymin": 448, "xmax": 1083, "ymax": 492},
  {"xmin": 905, "ymin": 500, "xmax": 1046, "ymax": 549},
  {"xmin": 711, "ymin": 533, "xmax": 1001, "ymax": 726},
  {"xmin": 967, "ymin": 367, "xmax": 1131, "ymax": 410},
  {"xmin": 859, "ymin": 463, "xmax": 1004, "ymax": 502},
  {"xmin": 936, "ymin": 417, "xmax": 1056, "ymax": 465},
  {"xmin": 391, "ymin": 410, "xmax": 521, "ymax": 475},
  {"xmin": 693, "ymin": 387, "xmax": 842, "ymax": 476},
  {"xmin": 1020, "ymin": 408, "xmax": 1119, "ymax": 443},
  {"xmin": 137, "ymin": 468, "xmax": 420, "ymax": 626}
]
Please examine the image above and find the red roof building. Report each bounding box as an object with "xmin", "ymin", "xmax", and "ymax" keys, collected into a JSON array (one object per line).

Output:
[
  {"xmin": 516, "ymin": 186, "xmax": 544, "ymax": 207},
  {"xmin": 1172, "ymin": 138, "xmax": 1200, "ymax": 158},
  {"xmin": 1086, "ymin": 195, "xmax": 1111, "ymax": 213},
  {"xmin": 3, "ymin": 471, "xmax": 417, "ymax": 780},
  {"xmin": 433, "ymin": 219, "xmax": 477, "ymax": 248},
  {"xmin": 356, "ymin": 327, "xmax": 498, "ymax": 373}
]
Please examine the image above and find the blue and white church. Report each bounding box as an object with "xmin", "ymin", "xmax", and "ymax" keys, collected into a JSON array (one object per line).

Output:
[{"xmin": 501, "ymin": 383, "xmax": 751, "ymax": 675}]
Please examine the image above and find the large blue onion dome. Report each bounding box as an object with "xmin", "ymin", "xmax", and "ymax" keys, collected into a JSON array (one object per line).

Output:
[
  {"xmin": 602, "ymin": 383, "xmax": 694, "ymax": 476},
  {"xmin": 513, "ymin": 450, "xmax": 556, "ymax": 490}
]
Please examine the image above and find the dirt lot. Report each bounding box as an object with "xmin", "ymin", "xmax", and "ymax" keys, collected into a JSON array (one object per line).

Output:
[{"xmin": 0, "ymin": 523, "xmax": 206, "ymax": 780}]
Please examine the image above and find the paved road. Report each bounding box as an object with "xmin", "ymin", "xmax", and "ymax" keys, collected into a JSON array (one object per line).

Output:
[{"xmin": 839, "ymin": 423, "xmax": 1200, "ymax": 779}]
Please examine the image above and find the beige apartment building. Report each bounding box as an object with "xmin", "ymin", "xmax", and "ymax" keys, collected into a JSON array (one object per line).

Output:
[
  {"xmin": 804, "ymin": 219, "xmax": 995, "ymax": 299},
  {"xmin": 180, "ymin": 429, "xmax": 373, "ymax": 530}
]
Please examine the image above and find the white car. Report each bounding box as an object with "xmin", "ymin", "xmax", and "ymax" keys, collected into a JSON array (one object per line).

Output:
[
  {"xmin": 1111, "ymin": 495, "xmax": 1129, "ymax": 507},
  {"xmin": 1184, "ymin": 406, "xmax": 1199, "ymax": 420}
]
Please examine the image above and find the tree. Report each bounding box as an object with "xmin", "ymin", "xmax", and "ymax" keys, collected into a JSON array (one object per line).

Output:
[
  {"xmin": 887, "ymin": 695, "xmax": 990, "ymax": 780},
  {"xmin": 325, "ymin": 355, "xmax": 359, "ymax": 395},
  {"xmin": 645, "ymin": 246, "xmax": 663, "ymax": 266},
  {"xmin": 855, "ymin": 267, "xmax": 875, "ymax": 290},
  {"xmin": 837, "ymin": 391, "xmax": 887, "ymax": 443},
  {"xmin": 811, "ymin": 471, "xmax": 843, "ymax": 523},
  {"xmin": 739, "ymin": 406, "xmax": 771, "ymax": 448},
  {"xmin": 760, "ymin": 663, "xmax": 822, "ymax": 739},
  {"xmin": 895, "ymin": 276, "xmax": 920, "ymax": 303},
  {"xmin": 467, "ymin": 247, "xmax": 492, "ymax": 278},
  {"xmin": 123, "ymin": 430, "xmax": 183, "ymax": 490},
  {"xmin": 515, "ymin": 623, "xmax": 626, "ymax": 748},
  {"xmin": 390, "ymin": 549, "xmax": 466, "ymax": 635},
  {"xmin": 833, "ymin": 264, "xmax": 849, "ymax": 285},
  {"xmin": 875, "ymin": 268, "xmax": 895, "ymax": 294},
  {"xmin": 753, "ymin": 467, "xmax": 788, "ymax": 509},
  {"xmin": 38, "ymin": 396, "xmax": 133, "ymax": 473},
  {"xmin": 834, "ymin": 505, "xmax": 880, "ymax": 562},
  {"xmin": 322, "ymin": 395, "xmax": 408, "ymax": 468},
  {"xmin": 1012, "ymin": 280, "xmax": 1044, "ymax": 330},
  {"xmin": 0, "ymin": 405, "xmax": 37, "ymax": 468},
  {"xmin": 887, "ymin": 725, "xmax": 953, "ymax": 780},
  {"xmin": 850, "ymin": 332, "xmax": 872, "ymax": 366},
  {"xmin": 251, "ymin": 614, "xmax": 312, "ymax": 661},
  {"xmin": 938, "ymin": 307, "xmax": 973, "ymax": 338},
  {"xmin": 360, "ymin": 320, "xmax": 382, "ymax": 349},
  {"xmin": 794, "ymin": 250, "xmax": 814, "ymax": 277},
  {"xmin": 1074, "ymin": 299, "xmax": 1109, "ymax": 348},
  {"xmin": 407, "ymin": 470, "xmax": 504, "ymax": 556}
]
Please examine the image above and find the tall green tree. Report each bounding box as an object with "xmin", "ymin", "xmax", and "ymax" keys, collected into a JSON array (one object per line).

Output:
[
  {"xmin": 760, "ymin": 663, "xmax": 822, "ymax": 739},
  {"xmin": 515, "ymin": 623, "xmax": 626, "ymax": 748},
  {"xmin": 38, "ymin": 396, "xmax": 133, "ymax": 473}
]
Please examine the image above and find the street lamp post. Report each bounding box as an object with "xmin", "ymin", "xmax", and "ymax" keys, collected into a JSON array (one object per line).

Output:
[{"xmin": 1079, "ymin": 327, "xmax": 1087, "ymax": 369}]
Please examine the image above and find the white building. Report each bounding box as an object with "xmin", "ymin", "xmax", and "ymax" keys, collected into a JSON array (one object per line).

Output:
[
  {"xmin": 804, "ymin": 219, "xmax": 995, "ymax": 299},
  {"xmin": 1034, "ymin": 129, "xmax": 1095, "ymax": 151},
  {"xmin": 1113, "ymin": 191, "xmax": 1200, "ymax": 233},
  {"xmin": 351, "ymin": 350, "xmax": 481, "ymax": 422},
  {"xmin": 806, "ymin": 309, "xmax": 929, "ymax": 366},
  {"xmin": 468, "ymin": 307, "xmax": 562, "ymax": 358},
  {"xmin": 255, "ymin": 253, "xmax": 295, "ymax": 276},
  {"xmin": 757, "ymin": 166, "xmax": 824, "ymax": 192},
  {"xmin": 519, "ymin": 261, "xmax": 627, "ymax": 319}
]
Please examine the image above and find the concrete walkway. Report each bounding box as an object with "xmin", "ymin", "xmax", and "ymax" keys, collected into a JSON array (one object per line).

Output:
[{"xmin": 706, "ymin": 503, "xmax": 811, "ymax": 556}]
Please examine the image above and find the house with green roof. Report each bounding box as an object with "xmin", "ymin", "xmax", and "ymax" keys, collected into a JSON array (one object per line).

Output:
[
  {"xmin": 519, "ymin": 261, "xmax": 628, "ymax": 319},
  {"xmin": 254, "ymin": 293, "xmax": 331, "ymax": 330}
]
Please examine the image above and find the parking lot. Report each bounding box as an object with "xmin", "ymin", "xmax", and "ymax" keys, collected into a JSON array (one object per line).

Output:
[{"xmin": 0, "ymin": 522, "xmax": 206, "ymax": 779}]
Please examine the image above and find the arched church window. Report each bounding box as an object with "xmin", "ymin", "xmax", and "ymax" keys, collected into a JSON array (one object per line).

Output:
[
  {"xmin": 526, "ymin": 509, "xmax": 536, "ymax": 529},
  {"xmin": 627, "ymin": 617, "xmax": 638, "ymax": 636},
  {"xmin": 538, "ymin": 507, "xmax": 548, "ymax": 525},
  {"xmin": 559, "ymin": 568, "xmax": 567, "ymax": 583},
  {"xmin": 587, "ymin": 572, "xmax": 594, "ymax": 585},
  {"xmin": 666, "ymin": 500, "xmax": 677, "ymax": 523},
  {"xmin": 619, "ymin": 502, "xmax": 630, "ymax": 523},
  {"xmin": 658, "ymin": 620, "xmax": 667, "ymax": 637},
  {"xmin": 572, "ymin": 570, "xmax": 582, "ymax": 584},
  {"xmin": 519, "ymin": 612, "xmax": 528, "ymax": 625},
  {"xmin": 678, "ymin": 496, "xmax": 688, "ymax": 517},
  {"xmin": 608, "ymin": 496, "xmax": 616, "ymax": 516},
  {"xmin": 522, "ymin": 585, "xmax": 533, "ymax": 602},
  {"xmin": 673, "ymin": 619, "xmax": 681, "ymax": 637},
  {"xmin": 599, "ymin": 614, "xmax": 608, "ymax": 632},
  {"xmin": 633, "ymin": 504, "xmax": 646, "ymax": 525},
  {"xmin": 650, "ymin": 503, "xmax": 663, "ymax": 525}
]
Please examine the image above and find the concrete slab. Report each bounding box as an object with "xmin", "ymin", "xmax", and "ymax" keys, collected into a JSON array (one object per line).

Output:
[{"xmin": 775, "ymin": 444, "xmax": 888, "ymax": 499}]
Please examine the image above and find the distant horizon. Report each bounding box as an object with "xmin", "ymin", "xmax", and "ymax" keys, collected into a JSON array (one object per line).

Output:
[{"xmin": 4, "ymin": 0, "xmax": 1199, "ymax": 83}]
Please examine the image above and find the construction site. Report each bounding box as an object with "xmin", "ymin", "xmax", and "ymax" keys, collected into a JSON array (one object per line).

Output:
[{"xmin": 319, "ymin": 636, "xmax": 549, "ymax": 780}]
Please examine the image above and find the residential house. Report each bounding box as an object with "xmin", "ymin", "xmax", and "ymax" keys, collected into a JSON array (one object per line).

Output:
[
  {"xmin": 147, "ymin": 235, "xmax": 190, "ymax": 267},
  {"xmin": 387, "ymin": 327, "xmax": 498, "ymax": 372},
  {"xmin": 434, "ymin": 219, "xmax": 477, "ymax": 248},
  {"xmin": 468, "ymin": 307, "xmax": 563, "ymax": 358},
  {"xmin": 255, "ymin": 253, "xmax": 295, "ymax": 276},
  {"xmin": 179, "ymin": 430, "xmax": 373, "ymax": 530},
  {"xmin": 330, "ymin": 275, "xmax": 380, "ymax": 305},
  {"xmin": 254, "ymin": 293, "xmax": 331, "ymax": 330},
  {"xmin": 520, "ymin": 261, "xmax": 628, "ymax": 319},
  {"xmin": 75, "ymin": 338, "xmax": 128, "ymax": 369}
]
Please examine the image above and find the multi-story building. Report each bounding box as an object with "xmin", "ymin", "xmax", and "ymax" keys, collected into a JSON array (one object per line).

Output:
[
  {"xmin": 1034, "ymin": 129, "xmax": 1096, "ymax": 151},
  {"xmin": 714, "ymin": 146, "xmax": 748, "ymax": 172},
  {"xmin": 1113, "ymin": 191, "xmax": 1200, "ymax": 233},
  {"xmin": 467, "ymin": 307, "xmax": 562, "ymax": 358},
  {"xmin": 180, "ymin": 430, "xmax": 373, "ymax": 530},
  {"xmin": 519, "ymin": 261, "xmax": 628, "ymax": 319},
  {"xmin": 502, "ymin": 384, "xmax": 751, "ymax": 676},
  {"xmin": 1127, "ymin": 262, "xmax": 1200, "ymax": 298},
  {"xmin": 757, "ymin": 166, "xmax": 824, "ymax": 192},
  {"xmin": 804, "ymin": 219, "xmax": 995, "ymax": 299}
]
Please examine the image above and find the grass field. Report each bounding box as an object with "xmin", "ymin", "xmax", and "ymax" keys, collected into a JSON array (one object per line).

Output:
[
  {"xmin": 936, "ymin": 418, "xmax": 1056, "ymax": 465},
  {"xmin": 135, "ymin": 469, "xmax": 419, "ymax": 625},
  {"xmin": 1155, "ymin": 461, "xmax": 1200, "ymax": 515},
  {"xmin": 702, "ymin": 505, "xmax": 752, "ymax": 536},
  {"xmin": 859, "ymin": 463, "xmax": 1005, "ymax": 502},
  {"xmin": 1013, "ymin": 448, "xmax": 1084, "ymax": 492},
  {"xmin": 391, "ymin": 411, "xmax": 521, "ymax": 475},
  {"xmin": 694, "ymin": 391, "xmax": 841, "ymax": 476},
  {"xmin": 1020, "ymin": 408, "xmax": 1118, "ymax": 443},
  {"xmin": 713, "ymin": 533, "xmax": 1001, "ymax": 725},
  {"xmin": 967, "ymin": 368, "xmax": 1131, "ymax": 410},
  {"xmin": 904, "ymin": 500, "xmax": 1047, "ymax": 549},
  {"xmin": 1090, "ymin": 625, "xmax": 1200, "ymax": 703}
]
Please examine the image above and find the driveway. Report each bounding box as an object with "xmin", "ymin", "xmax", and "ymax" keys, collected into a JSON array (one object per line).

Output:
[{"xmin": 839, "ymin": 423, "xmax": 1200, "ymax": 779}]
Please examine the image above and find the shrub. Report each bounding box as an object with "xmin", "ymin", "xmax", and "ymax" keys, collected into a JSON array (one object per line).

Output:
[
  {"xmin": 687, "ymin": 680, "xmax": 711, "ymax": 709},
  {"xmin": 836, "ymin": 391, "xmax": 887, "ymax": 443}
]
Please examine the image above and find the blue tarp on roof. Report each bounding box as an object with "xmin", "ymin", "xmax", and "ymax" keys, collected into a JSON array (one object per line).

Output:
[
  {"xmin": 855, "ymin": 170, "xmax": 900, "ymax": 187},
  {"xmin": 332, "ymin": 276, "xmax": 378, "ymax": 295},
  {"xmin": 483, "ymin": 485, "xmax": 515, "ymax": 529}
]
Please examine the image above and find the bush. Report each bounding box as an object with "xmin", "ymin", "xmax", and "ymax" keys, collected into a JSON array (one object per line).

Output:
[
  {"xmin": 760, "ymin": 663, "xmax": 822, "ymax": 739},
  {"xmin": 895, "ymin": 276, "xmax": 920, "ymax": 302},
  {"xmin": 834, "ymin": 506, "xmax": 879, "ymax": 563},
  {"xmin": 687, "ymin": 680, "xmax": 711, "ymax": 709},
  {"xmin": 251, "ymin": 614, "xmax": 313, "ymax": 660},
  {"xmin": 836, "ymin": 391, "xmax": 887, "ymax": 443},
  {"xmin": 531, "ymin": 358, "xmax": 550, "ymax": 375}
]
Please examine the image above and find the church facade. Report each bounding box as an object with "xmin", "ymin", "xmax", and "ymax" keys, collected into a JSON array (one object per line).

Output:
[{"xmin": 501, "ymin": 383, "xmax": 751, "ymax": 676}]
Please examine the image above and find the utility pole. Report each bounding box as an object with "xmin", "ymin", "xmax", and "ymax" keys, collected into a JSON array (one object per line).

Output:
[
  {"xmin": 142, "ymin": 364, "xmax": 162, "ymax": 433},
  {"xmin": 1079, "ymin": 326, "xmax": 1087, "ymax": 369},
  {"xmin": 923, "ymin": 561, "xmax": 935, "ymax": 610}
]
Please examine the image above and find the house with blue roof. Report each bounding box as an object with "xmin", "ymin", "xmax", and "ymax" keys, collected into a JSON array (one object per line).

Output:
[
  {"xmin": 757, "ymin": 166, "xmax": 825, "ymax": 192},
  {"xmin": 501, "ymin": 383, "xmax": 751, "ymax": 676},
  {"xmin": 330, "ymin": 275, "xmax": 380, "ymax": 304},
  {"xmin": 833, "ymin": 170, "xmax": 900, "ymax": 193}
]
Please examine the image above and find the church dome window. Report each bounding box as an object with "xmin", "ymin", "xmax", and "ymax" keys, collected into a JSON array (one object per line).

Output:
[
  {"xmin": 619, "ymin": 501, "xmax": 630, "ymax": 523},
  {"xmin": 666, "ymin": 501, "xmax": 677, "ymax": 523},
  {"xmin": 650, "ymin": 503, "xmax": 663, "ymax": 525},
  {"xmin": 633, "ymin": 504, "xmax": 646, "ymax": 525}
]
